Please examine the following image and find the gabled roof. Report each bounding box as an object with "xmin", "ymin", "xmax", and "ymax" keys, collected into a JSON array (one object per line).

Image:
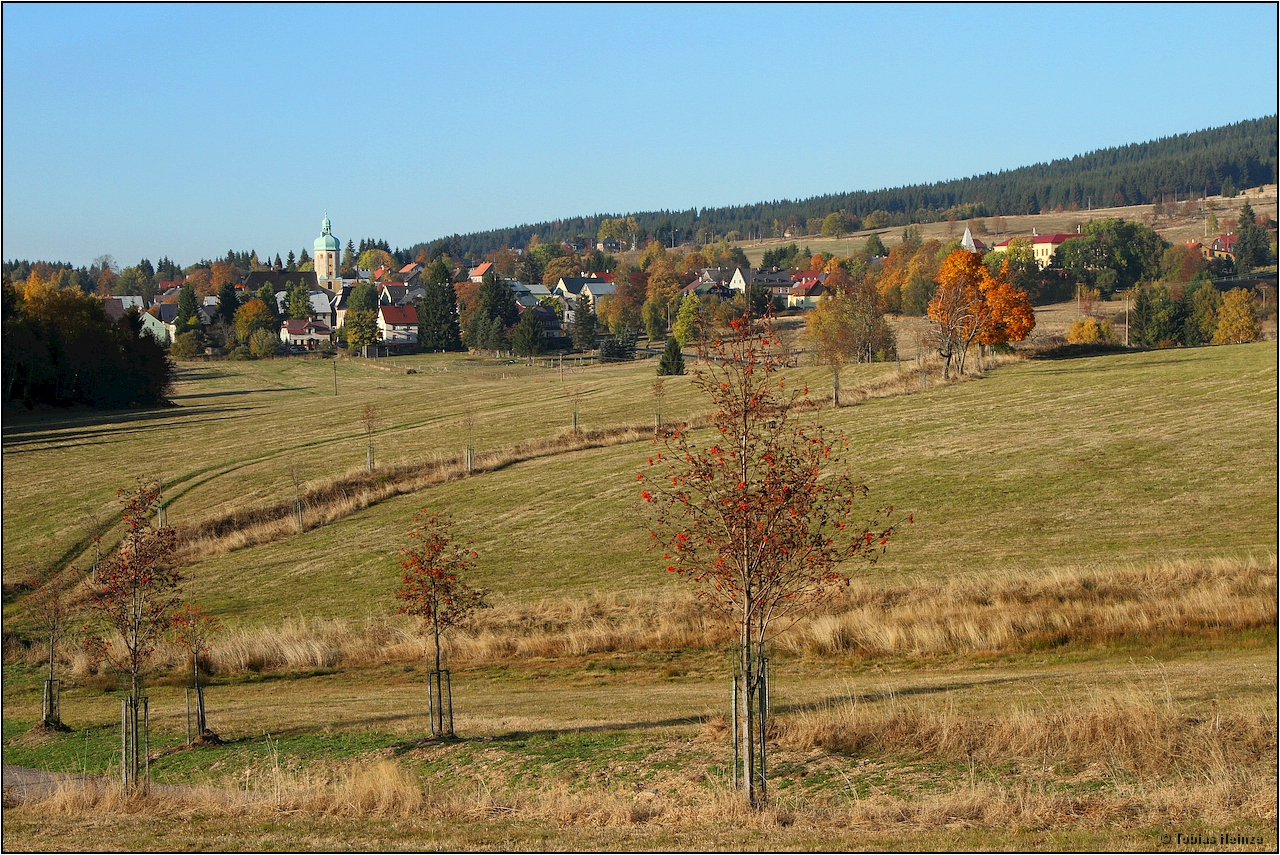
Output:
[
  {"xmin": 789, "ymin": 282, "xmax": 825, "ymax": 297},
  {"xmin": 379, "ymin": 304, "xmax": 418, "ymax": 326},
  {"xmin": 751, "ymin": 267, "xmax": 794, "ymax": 286},
  {"xmin": 556, "ymin": 277, "xmax": 595, "ymax": 295},
  {"xmin": 399, "ymin": 262, "xmax": 422, "ymax": 275},
  {"xmin": 469, "ymin": 261, "xmax": 493, "ymax": 279},
  {"xmin": 283, "ymin": 318, "xmax": 331, "ymax": 335},
  {"xmin": 582, "ymin": 279, "xmax": 617, "ymax": 297},
  {"xmin": 157, "ymin": 304, "xmax": 179, "ymax": 324},
  {"xmin": 379, "ymin": 284, "xmax": 409, "ymax": 305}
]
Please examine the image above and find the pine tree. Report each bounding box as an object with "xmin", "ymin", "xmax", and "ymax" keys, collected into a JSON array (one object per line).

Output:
[
  {"xmin": 286, "ymin": 250, "xmax": 296, "ymax": 271},
  {"xmin": 657, "ymin": 337, "xmax": 685, "ymax": 375}
]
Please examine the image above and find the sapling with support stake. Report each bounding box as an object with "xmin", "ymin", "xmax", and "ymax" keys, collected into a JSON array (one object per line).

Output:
[
  {"xmin": 83, "ymin": 478, "xmax": 182, "ymax": 792},
  {"xmin": 642, "ymin": 315, "xmax": 906, "ymax": 809},
  {"xmin": 169, "ymin": 603, "xmax": 222, "ymax": 744},
  {"xmin": 395, "ymin": 509, "xmax": 490, "ymax": 738},
  {"xmin": 29, "ymin": 568, "xmax": 72, "ymax": 731}
]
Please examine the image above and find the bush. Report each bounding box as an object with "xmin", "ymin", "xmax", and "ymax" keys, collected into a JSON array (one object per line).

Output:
[
  {"xmin": 249, "ymin": 329, "xmax": 282, "ymax": 358},
  {"xmin": 1066, "ymin": 316, "xmax": 1118, "ymax": 345},
  {"xmin": 170, "ymin": 330, "xmax": 204, "ymax": 359}
]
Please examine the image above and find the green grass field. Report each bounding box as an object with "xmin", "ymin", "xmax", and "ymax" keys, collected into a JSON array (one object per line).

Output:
[{"xmin": 2, "ymin": 339, "xmax": 1276, "ymax": 850}]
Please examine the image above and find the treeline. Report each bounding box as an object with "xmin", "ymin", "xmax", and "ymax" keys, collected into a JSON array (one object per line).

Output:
[
  {"xmin": 2, "ymin": 274, "xmax": 173, "ymax": 409},
  {"xmin": 425, "ymin": 116, "xmax": 1278, "ymax": 258}
]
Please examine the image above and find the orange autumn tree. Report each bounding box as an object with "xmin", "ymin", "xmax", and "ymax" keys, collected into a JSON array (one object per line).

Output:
[
  {"xmin": 642, "ymin": 316, "xmax": 903, "ymax": 808},
  {"xmin": 927, "ymin": 249, "xmax": 1033, "ymax": 377}
]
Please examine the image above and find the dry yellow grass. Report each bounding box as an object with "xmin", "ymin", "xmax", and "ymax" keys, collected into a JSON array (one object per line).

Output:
[
  {"xmin": 26, "ymin": 555, "xmax": 1266, "ymax": 680},
  {"xmin": 785, "ymin": 555, "xmax": 1277, "ymax": 657}
]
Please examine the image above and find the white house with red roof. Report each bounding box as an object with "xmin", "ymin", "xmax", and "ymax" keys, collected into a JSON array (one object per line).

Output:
[
  {"xmin": 787, "ymin": 280, "xmax": 826, "ymax": 309},
  {"xmin": 468, "ymin": 261, "xmax": 493, "ymax": 283},
  {"xmin": 377, "ymin": 304, "xmax": 418, "ymax": 346},
  {"xmin": 993, "ymin": 230, "xmax": 1080, "ymax": 269},
  {"xmin": 280, "ymin": 318, "xmax": 332, "ymax": 349}
]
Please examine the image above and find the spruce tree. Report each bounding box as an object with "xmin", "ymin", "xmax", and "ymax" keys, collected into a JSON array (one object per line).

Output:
[
  {"xmin": 175, "ymin": 283, "xmax": 200, "ymax": 334},
  {"xmin": 658, "ymin": 337, "xmax": 685, "ymax": 375},
  {"xmin": 216, "ymin": 282, "xmax": 239, "ymax": 326},
  {"xmin": 478, "ymin": 269, "xmax": 519, "ymax": 328},
  {"xmin": 511, "ymin": 307, "xmax": 544, "ymax": 362},
  {"xmin": 572, "ymin": 291, "xmax": 596, "ymax": 350}
]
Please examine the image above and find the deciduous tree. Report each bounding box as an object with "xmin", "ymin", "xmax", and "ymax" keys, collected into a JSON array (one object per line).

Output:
[
  {"xmin": 395, "ymin": 510, "xmax": 489, "ymax": 737},
  {"xmin": 168, "ymin": 603, "xmax": 221, "ymax": 740},
  {"xmin": 83, "ymin": 480, "xmax": 181, "ymax": 788},
  {"xmin": 1212, "ymin": 288, "xmax": 1259, "ymax": 344},
  {"xmin": 234, "ymin": 298, "xmax": 275, "ymax": 343},
  {"xmin": 642, "ymin": 317, "xmax": 901, "ymax": 808}
]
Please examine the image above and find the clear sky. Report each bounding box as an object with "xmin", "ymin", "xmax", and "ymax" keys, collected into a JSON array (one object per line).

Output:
[{"xmin": 3, "ymin": 3, "xmax": 1277, "ymax": 268}]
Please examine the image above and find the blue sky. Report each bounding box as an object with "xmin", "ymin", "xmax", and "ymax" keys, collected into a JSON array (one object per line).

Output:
[{"xmin": 3, "ymin": 3, "xmax": 1277, "ymax": 268}]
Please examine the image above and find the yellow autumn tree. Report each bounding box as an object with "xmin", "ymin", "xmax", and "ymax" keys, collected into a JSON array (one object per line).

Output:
[{"xmin": 1211, "ymin": 288, "xmax": 1259, "ymax": 344}]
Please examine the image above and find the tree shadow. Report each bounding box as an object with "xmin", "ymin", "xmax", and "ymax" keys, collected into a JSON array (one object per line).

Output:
[
  {"xmin": 1, "ymin": 407, "xmax": 260, "ymax": 452},
  {"xmin": 771, "ymin": 674, "xmax": 1034, "ymax": 716}
]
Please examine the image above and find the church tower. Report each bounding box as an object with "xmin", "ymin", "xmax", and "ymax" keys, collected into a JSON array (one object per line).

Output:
[{"xmin": 314, "ymin": 214, "xmax": 341, "ymax": 288}]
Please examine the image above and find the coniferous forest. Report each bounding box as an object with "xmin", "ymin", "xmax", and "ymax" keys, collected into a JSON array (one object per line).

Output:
[{"xmin": 420, "ymin": 117, "xmax": 1277, "ymax": 260}]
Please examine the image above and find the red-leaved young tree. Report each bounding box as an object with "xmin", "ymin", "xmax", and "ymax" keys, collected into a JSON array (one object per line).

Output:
[
  {"xmin": 84, "ymin": 479, "xmax": 181, "ymax": 787},
  {"xmin": 395, "ymin": 510, "xmax": 490, "ymax": 737},
  {"xmin": 642, "ymin": 316, "xmax": 904, "ymax": 808},
  {"xmin": 169, "ymin": 603, "xmax": 222, "ymax": 742}
]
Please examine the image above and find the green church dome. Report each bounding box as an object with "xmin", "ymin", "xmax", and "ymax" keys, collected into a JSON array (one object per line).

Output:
[{"xmin": 314, "ymin": 215, "xmax": 340, "ymax": 252}]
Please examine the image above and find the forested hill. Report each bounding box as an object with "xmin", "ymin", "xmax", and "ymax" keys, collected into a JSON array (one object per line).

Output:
[{"xmin": 422, "ymin": 116, "xmax": 1277, "ymax": 259}]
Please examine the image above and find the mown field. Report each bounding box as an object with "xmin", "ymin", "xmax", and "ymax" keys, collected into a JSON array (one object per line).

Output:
[{"xmin": 2, "ymin": 335, "xmax": 1276, "ymax": 850}]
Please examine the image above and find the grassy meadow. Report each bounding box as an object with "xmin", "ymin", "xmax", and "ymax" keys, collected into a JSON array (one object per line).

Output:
[{"xmin": 2, "ymin": 330, "xmax": 1276, "ymax": 850}]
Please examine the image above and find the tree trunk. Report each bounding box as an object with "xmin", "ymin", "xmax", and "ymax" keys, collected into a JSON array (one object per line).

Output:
[{"xmin": 831, "ymin": 364, "xmax": 840, "ymax": 408}]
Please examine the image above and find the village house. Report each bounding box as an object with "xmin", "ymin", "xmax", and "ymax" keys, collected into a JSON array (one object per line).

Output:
[
  {"xmin": 1210, "ymin": 233, "xmax": 1238, "ymax": 260},
  {"xmin": 749, "ymin": 267, "xmax": 795, "ymax": 301},
  {"xmin": 992, "ymin": 230, "xmax": 1079, "ymax": 269},
  {"xmin": 787, "ymin": 280, "xmax": 826, "ymax": 309},
  {"xmin": 279, "ymin": 318, "xmax": 332, "ymax": 350},
  {"xmin": 468, "ymin": 261, "xmax": 493, "ymax": 283},
  {"xmin": 103, "ymin": 297, "xmax": 169, "ymax": 345},
  {"xmin": 377, "ymin": 304, "xmax": 419, "ymax": 348},
  {"xmin": 553, "ymin": 276, "xmax": 617, "ymax": 311}
]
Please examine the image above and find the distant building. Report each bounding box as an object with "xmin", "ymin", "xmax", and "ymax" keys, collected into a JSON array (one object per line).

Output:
[
  {"xmin": 993, "ymin": 231, "xmax": 1079, "ymax": 269},
  {"xmin": 280, "ymin": 318, "xmax": 332, "ymax": 349},
  {"xmin": 960, "ymin": 226, "xmax": 988, "ymax": 254},
  {"xmin": 313, "ymin": 215, "xmax": 341, "ymax": 289},
  {"xmin": 1210, "ymin": 233, "xmax": 1238, "ymax": 260},
  {"xmin": 377, "ymin": 304, "xmax": 418, "ymax": 347}
]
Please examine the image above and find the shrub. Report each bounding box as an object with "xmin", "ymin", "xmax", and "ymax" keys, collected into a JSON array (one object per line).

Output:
[
  {"xmin": 1066, "ymin": 316, "xmax": 1118, "ymax": 345},
  {"xmin": 170, "ymin": 331, "xmax": 204, "ymax": 359},
  {"xmin": 249, "ymin": 329, "xmax": 281, "ymax": 358}
]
